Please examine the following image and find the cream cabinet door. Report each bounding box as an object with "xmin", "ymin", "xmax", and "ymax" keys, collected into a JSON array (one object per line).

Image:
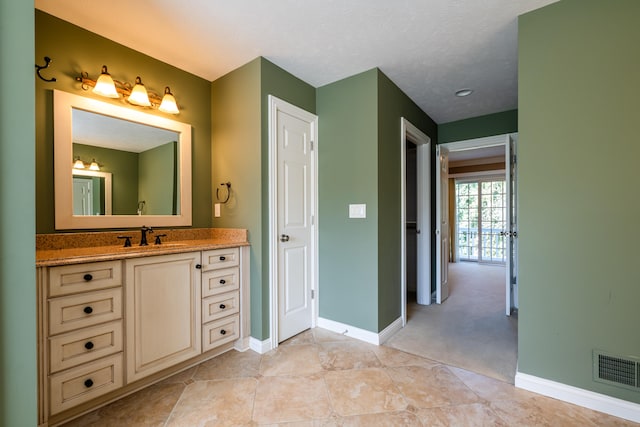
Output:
[{"xmin": 125, "ymin": 252, "xmax": 201, "ymax": 383}]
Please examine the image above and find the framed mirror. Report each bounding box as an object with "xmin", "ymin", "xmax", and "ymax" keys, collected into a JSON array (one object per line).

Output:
[{"xmin": 54, "ymin": 89, "xmax": 192, "ymax": 229}]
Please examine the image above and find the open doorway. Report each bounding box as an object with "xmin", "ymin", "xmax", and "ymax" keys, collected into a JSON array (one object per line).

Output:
[
  {"xmin": 400, "ymin": 118, "xmax": 431, "ymax": 326},
  {"xmin": 389, "ymin": 133, "xmax": 519, "ymax": 382}
]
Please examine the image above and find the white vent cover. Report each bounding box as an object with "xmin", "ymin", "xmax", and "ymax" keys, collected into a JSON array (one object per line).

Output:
[{"xmin": 593, "ymin": 350, "xmax": 640, "ymax": 391}]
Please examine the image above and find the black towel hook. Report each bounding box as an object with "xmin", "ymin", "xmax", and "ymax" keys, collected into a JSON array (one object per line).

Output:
[
  {"xmin": 35, "ymin": 56, "xmax": 57, "ymax": 83},
  {"xmin": 216, "ymin": 182, "xmax": 231, "ymax": 204}
]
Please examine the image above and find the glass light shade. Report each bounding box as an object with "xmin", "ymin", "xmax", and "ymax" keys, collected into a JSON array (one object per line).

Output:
[
  {"xmin": 92, "ymin": 66, "xmax": 119, "ymax": 98},
  {"xmin": 89, "ymin": 159, "xmax": 100, "ymax": 171},
  {"xmin": 73, "ymin": 158, "xmax": 85, "ymax": 169},
  {"xmin": 128, "ymin": 77, "xmax": 151, "ymax": 106},
  {"xmin": 159, "ymin": 87, "xmax": 179, "ymax": 114}
]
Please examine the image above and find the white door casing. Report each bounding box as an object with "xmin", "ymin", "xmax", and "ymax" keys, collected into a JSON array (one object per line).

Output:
[
  {"xmin": 505, "ymin": 134, "xmax": 519, "ymax": 315},
  {"xmin": 435, "ymin": 145, "xmax": 450, "ymax": 304},
  {"xmin": 400, "ymin": 118, "xmax": 431, "ymax": 326},
  {"xmin": 269, "ymin": 96, "xmax": 318, "ymax": 347},
  {"xmin": 437, "ymin": 133, "xmax": 518, "ymax": 315}
]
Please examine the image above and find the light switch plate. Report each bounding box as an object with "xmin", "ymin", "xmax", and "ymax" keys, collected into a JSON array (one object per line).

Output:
[
  {"xmin": 349, "ymin": 204, "xmax": 366, "ymax": 218},
  {"xmin": 214, "ymin": 203, "xmax": 221, "ymax": 217}
]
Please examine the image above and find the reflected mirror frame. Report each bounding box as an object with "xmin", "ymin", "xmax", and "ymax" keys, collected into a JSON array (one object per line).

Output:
[{"xmin": 53, "ymin": 89, "xmax": 192, "ymax": 229}]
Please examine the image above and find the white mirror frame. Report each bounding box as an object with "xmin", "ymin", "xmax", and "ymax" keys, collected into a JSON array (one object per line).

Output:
[{"xmin": 54, "ymin": 89, "xmax": 192, "ymax": 229}]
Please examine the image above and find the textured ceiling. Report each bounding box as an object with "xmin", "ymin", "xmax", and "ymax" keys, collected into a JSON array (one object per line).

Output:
[{"xmin": 35, "ymin": 0, "xmax": 557, "ymax": 123}]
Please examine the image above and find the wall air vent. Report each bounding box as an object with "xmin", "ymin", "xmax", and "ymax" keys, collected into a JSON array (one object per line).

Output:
[{"xmin": 593, "ymin": 350, "xmax": 640, "ymax": 391}]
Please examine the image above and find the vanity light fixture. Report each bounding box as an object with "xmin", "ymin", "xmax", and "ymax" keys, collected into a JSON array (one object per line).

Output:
[
  {"xmin": 73, "ymin": 157, "xmax": 85, "ymax": 169},
  {"xmin": 92, "ymin": 65, "xmax": 119, "ymax": 98},
  {"xmin": 128, "ymin": 77, "xmax": 151, "ymax": 107},
  {"xmin": 76, "ymin": 65, "xmax": 180, "ymax": 114},
  {"xmin": 89, "ymin": 159, "xmax": 100, "ymax": 171}
]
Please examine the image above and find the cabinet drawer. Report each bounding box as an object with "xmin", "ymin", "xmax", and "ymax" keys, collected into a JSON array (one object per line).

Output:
[
  {"xmin": 203, "ymin": 316, "xmax": 239, "ymax": 352},
  {"xmin": 49, "ymin": 353, "xmax": 123, "ymax": 415},
  {"xmin": 203, "ymin": 292, "xmax": 239, "ymax": 324},
  {"xmin": 202, "ymin": 247, "xmax": 239, "ymax": 271},
  {"xmin": 49, "ymin": 288, "xmax": 122, "ymax": 335},
  {"xmin": 49, "ymin": 321, "xmax": 123, "ymax": 373},
  {"xmin": 49, "ymin": 261, "xmax": 122, "ymax": 297},
  {"xmin": 202, "ymin": 267, "xmax": 239, "ymax": 297}
]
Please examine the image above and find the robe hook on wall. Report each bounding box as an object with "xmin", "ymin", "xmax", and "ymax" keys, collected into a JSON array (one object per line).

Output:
[
  {"xmin": 216, "ymin": 182, "xmax": 231, "ymax": 204},
  {"xmin": 35, "ymin": 56, "xmax": 57, "ymax": 83}
]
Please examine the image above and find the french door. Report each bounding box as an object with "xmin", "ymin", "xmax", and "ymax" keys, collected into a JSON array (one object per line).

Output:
[{"xmin": 455, "ymin": 177, "xmax": 506, "ymax": 264}]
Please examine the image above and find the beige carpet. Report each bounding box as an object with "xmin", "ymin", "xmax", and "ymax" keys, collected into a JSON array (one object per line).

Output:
[{"xmin": 386, "ymin": 262, "xmax": 518, "ymax": 383}]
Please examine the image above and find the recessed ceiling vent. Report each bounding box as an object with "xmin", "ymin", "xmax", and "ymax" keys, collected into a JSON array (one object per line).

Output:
[{"xmin": 593, "ymin": 350, "xmax": 640, "ymax": 391}]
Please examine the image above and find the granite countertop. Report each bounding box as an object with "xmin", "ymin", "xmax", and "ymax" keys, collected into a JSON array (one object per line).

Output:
[{"xmin": 36, "ymin": 228, "xmax": 249, "ymax": 267}]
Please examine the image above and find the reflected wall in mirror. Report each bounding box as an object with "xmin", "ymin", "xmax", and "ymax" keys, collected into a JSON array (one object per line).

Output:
[{"xmin": 54, "ymin": 89, "xmax": 192, "ymax": 229}]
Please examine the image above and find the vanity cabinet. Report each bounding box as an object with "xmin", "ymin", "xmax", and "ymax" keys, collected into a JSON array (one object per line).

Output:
[
  {"xmin": 37, "ymin": 244, "xmax": 250, "ymax": 427},
  {"xmin": 43, "ymin": 260, "xmax": 124, "ymax": 416},
  {"xmin": 201, "ymin": 248, "xmax": 241, "ymax": 351},
  {"xmin": 125, "ymin": 252, "xmax": 201, "ymax": 383}
]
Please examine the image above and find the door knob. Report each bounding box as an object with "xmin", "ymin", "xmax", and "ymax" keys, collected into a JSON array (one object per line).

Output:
[
  {"xmin": 280, "ymin": 234, "xmax": 290, "ymax": 242},
  {"xmin": 416, "ymin": 229, "xmax": 421, "ymax": 234}
]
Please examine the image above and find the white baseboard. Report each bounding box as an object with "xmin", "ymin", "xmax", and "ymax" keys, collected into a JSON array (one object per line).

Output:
[
  {"xmin": 234, "ymin": 337, "xmax": 250, "ymax": 352},
  {"xmin": 317, "ymin": 316, "xmax": 402, "ymax": 345},
  {"xmin": 249, "ymin": 337, "xmax": 272, "ymax": 354},
  {"xmin": 515, "ymin": 372, "xmax": 640, "ymax": 423}
]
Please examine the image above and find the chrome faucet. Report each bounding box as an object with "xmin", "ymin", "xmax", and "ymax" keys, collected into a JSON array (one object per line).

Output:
[{"xmin": 140, "ymin": 225, "xmax": 153, "ymax": 246}]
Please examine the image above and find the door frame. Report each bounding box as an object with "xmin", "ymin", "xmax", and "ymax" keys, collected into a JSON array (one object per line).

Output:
[
  {"xmin": 400, "ymin": 118, "xmax": 431, "ymax": 326},
  {"xmin": 268, "ymin": 95, "xmax": 319, "ymax": 349},
  {"xmin": 437, "ymin": 133, "xmax": 518, "ymax": 315}
]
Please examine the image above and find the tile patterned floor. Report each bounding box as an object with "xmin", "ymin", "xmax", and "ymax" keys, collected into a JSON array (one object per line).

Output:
[{"xmin": 63, "ymin": 328, "xmax": 637, "ymax": 426}]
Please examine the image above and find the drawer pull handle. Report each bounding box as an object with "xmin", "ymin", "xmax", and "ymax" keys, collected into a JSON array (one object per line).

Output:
[
  {"xmin": 83, "ymin": 306, "xmax": 93, "ymax": 314},
  {"xmin": 196, "ymin": 264, "xmax": 202, "ymax": 269},
  {"xmin": 219, "ymin": 279, "xmax": 226, "ymax": 284},
  {"xmin": 219, "ymin": 256, "xmax": 226, "ymax": 261},
  {"xmin": 84, "ymin": 341, "xmax": 94, "ymax": 350},
  {"xmin": 220, "ymin": 329, "xmax": 227, "ymax": 335},
  {"xmin": 83, "ymin": 274, "xmax": 93, "ymax": 281},
  {"xmin": 84, "ymin": 379, "xmax": 94, "ymax": 388},
  {"xmin": 219, "ymin": 304, "xmax": 226, "ymax": 309}
]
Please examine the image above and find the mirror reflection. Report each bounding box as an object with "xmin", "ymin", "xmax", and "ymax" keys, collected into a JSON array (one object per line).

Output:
[{"xmin": 72, "ymin": 108, "xmax": 180, "ymax": 216}]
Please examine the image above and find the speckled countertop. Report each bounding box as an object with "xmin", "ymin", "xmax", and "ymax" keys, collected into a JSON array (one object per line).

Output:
[{"xmin": 36, "ymin": 228, "xmax": 249, "ymax": 267}]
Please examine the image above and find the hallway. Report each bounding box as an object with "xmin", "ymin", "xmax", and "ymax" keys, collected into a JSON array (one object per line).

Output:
[{"xmin": 386, "ymin": 262, "xmax": 517, "ymax": 383}]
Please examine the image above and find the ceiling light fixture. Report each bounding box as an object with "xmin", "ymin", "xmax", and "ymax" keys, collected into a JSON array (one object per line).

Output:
[
  {"xmin": 455, "ymin": 88, "xmax": 473, "ymax": 97},
  {"xmin": 76, "ymin": 65, "xmax": 180, "ymax": 114}
]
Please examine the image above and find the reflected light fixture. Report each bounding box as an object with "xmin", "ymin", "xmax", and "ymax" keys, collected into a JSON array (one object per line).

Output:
[
  {"xmin": 73, "ymin": 157, "xmax": 85, "ymax": 169},
  {"xmin": 76, "ymin": 66, "xmax": 180, "ymax": 114},
  {"xmin": 92, "ymin": 65, "xmax": 119, "ymax": 98},
  {"xmin": 159, "ymin": 87, "xmax": 179, "ymax": 114},
  {"xmin": 127, "ymin": 76, "xmax": 151, "ymax": 107},
  {"xmin": 89, "ymin": 159, "xmax": 100, "ymax": 171}
]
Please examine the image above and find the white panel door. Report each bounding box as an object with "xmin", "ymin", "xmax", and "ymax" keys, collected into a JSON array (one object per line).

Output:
[
  {"xmin": 73, "ymin": 178, "xmax": 92, "ymax": 215},
  {"xmin": 436, "ymin": 145, "xmax": 450, "ymax": 304},
  {"xmin": 416, "ymin": 143, "xmax": 431, "ymax": 305},
  {"xmin": 277, "ymin": 108, "xmax": 314, "ymax": 342},
  {"xmin": 505, "ymin": 135, "xmax": 518, "ymax": 315}
]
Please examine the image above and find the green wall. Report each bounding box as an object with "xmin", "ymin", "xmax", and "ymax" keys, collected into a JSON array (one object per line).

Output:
[
  {"xmin": 0, "ymin": 2, "xmax": 37, "ymax": 426},
  {"xmin": 211, "ymin": 58, "xmax": 263, "ymax": 338},
  {"xmin": 518, "ymin": 0, "xmax": 640, "ymax": 403},
  {"xmin": 437, "ymin": 109, "xmax": 517, "ymax": 144},
  {"xmin": 139, "ymin": 141, "xmax": 178, "ymax": 215},
  {"xmin": 317, "ymin": 69, "xmax": 436, "ymax": 332},
  {"xmin": 317, "ymin": 70, "xmax": 380, "ymax": 331},
  {"xmin": 376, "ymin": 70, "xmax": 437, "ymax": 330},
  {"xmin": 211, "ymin": 57, "xmax": 316, "ymax": 340},
  {"xmin": 35, "ymin": 11, "xmax": 212, "ymax": 233}
]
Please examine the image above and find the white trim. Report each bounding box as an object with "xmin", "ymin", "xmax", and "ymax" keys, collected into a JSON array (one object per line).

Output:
[
  {"xmin": 400, "ymin": 118, "xmax": 431, "ymax": 328},
  {"xmin": 233, "ymin": 337, "xmax": 251, "ymax": 352},
  {"xmin": 268, "ymin": 95, "xmax": 319, "ymax": 350},
  {"xmin": 449, "ymin": 170, "xmax": 506, "ymax": 179},
  {"xmin": 317, "ymin": 317, "xmax": 402, "ymax": 346},
  {"xmin": 515, "ymin": 372, "xmax": 640, "ymax": 423},
  {"xmin": 249, "ymin": 337, "xmax": 273, "ymax": 354}
]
